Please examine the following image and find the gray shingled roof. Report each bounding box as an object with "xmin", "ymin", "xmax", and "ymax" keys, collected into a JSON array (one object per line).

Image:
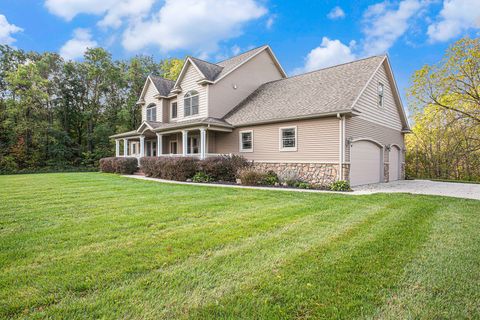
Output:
[
  {"xmin": 150, "ymin": 76, "xmax": 175, "ymax": 96},
  {"xmin": 189, "ymin": 57, "xmax": 223, "ymax": 81},
  {"xmin": 155, "ymin": 117, "xmax": 232, "ymax": 132},
  {"xmin": 185, "ymin": 45, "xmax": 268, "ymax": 83},
  {"xmin": 224, "ymin": 55, "xmax": 385, "ymax": 126}
]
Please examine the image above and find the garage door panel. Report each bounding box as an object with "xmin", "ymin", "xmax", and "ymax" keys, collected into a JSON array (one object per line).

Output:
[{"xmin": 350, "ymin": 140, "xmax": 382, "ymax": 186}]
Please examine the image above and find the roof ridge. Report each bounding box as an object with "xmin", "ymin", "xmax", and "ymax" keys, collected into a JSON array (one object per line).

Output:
[
  {"xmin": 285, "ymin": 55, "xmax": 385, "ymax": 81},
  {"xmin": 149, "ymin": 74, "xmax": 176, "ymax": 83},
  {"xmin": 215, "ymin": 44, "xmax": 268, "ymax": 64},
  {"xmin": 189, "ymin": 56, "xmax": 222, "ymax": 67}
]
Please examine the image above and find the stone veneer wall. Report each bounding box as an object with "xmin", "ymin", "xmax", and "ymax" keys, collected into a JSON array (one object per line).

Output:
[
  {"xmin": 252, "ymin": 162, "xmax": 341, "ymax": 186},
  {"xmin": 384, "ymin": 163, "xmax": 390, "ymax": 182}
]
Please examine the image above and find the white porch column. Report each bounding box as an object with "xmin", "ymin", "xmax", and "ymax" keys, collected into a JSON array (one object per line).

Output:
[
  {"xmin": 139, "ymin": 136, "xmax": 145, "ymax": 157},
  {"xmin": 200, "ymin": 128, "xmax": 206, "ymax": 160},
  {"xmin": 123, "ymin": 138, "xmax": 128, "ymax": 157},
  {"xmin": 115, "ymin": 139, "xmax": 120, "ymax": 157},
  {"xmin": 156, "ymin": 133, "xmax": 163, "ymax": 156},
  {"xmin": 182, "ymin": 130, "xmax": 188, "ymax": 156}
]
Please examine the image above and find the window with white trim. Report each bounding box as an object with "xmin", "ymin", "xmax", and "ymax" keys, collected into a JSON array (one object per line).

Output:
[
  {"xmin": 378, "ymin": 83, "xmax": 384, "ymax": 107},
  {"xmin": 184, "ymin": 90, "xmax": 199, "ymax": 117},
  {"xmin": 146, "ymin": 104, "xmax": 157, "ymax": 121},
  {"xmin": 239, "ymin": 130, "xmax": 253, "ymax": 152},
  {"xmin": 279, "ymin": 126, "xmax": 297, "ymax": 151},
  {"xmin": 171, "ymin": 101, "xmax": 177, "ymax": 118}
]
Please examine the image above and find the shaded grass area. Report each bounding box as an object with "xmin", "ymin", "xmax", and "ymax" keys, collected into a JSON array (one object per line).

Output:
[{"xmin": 0, "ymin": 173, "xmax": 479, "ymax": 319}]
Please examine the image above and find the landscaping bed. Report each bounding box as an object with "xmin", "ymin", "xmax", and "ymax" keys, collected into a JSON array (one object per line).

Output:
[{"xmin": 136, "ymin": 155, "xmax": 351, "ymax": 191}]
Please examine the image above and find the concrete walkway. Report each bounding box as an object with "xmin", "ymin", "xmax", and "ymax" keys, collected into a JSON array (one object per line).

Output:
[{"xmin": 124, "ymin": 175, "xmax": 480, "ymax": 200}]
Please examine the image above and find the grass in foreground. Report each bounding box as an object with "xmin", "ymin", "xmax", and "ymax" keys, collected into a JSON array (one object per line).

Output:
[{"xmin": 0, "ymin": 173, "xmax": 479, "ymax": 319}]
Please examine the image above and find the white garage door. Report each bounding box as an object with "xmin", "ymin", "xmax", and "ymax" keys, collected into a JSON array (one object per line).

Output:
[
  {"xmin": 389, "ymin": 146, "xmax": 400, "ymax": 181},
  {"xmin": 350, "ymin": 140, "xmax": 382, "ymax": 186}
]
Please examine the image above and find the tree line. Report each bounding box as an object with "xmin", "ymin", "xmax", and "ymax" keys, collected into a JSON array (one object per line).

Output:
[
  {"xmin": 406, "ymin": 37, "xmax": 480, "ymax": 181},
  {"xmin": 0, "ymin": 45, "xmax": 182, "ymax": 173}
]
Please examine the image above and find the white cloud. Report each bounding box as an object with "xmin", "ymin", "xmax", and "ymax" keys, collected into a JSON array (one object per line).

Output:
[
  {"xmin": 122, "ymin": 0, "xmax": 267, "ymax": 55},
  {"xmin": 327, "ymin": 6, "xmax": 345, "ymax": 20},
  {"xmin": 362, "ymin": 0, "xmax": 424, "ymax": 56},
  {"xmin": 294, "ymin": 37, "xmax": 356, "ymax": 74},
  {"xmin": 427, "ymin": 0, "xmax": 480, "ymax": 42},
  {"xmin": 266, "ymin": 15, "xmax": 275, "ymax": 29},
  {"xmin": 60, "ymin": 28, "xmax": 98, "ymax": 60},
  {"xmin": 44, "ymin": 0, "xmax": 154, "ymax": 28},
  {"xmin": 0, "ymin": 14, "xmax": 23, "ymax": 45}
]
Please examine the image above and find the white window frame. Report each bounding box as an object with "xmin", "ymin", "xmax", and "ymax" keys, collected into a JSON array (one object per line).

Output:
[
  {"xmin": 279, "ymin": 126, "xmax": 297, "ymax": 152},
  {"xmin": 170, "ymin": 100, "xmax": 178, "ymax": 119},
  {"xmin": 239, "ymin": 130, "xmax": 254, "ymax": 153},
  {"xmin": 146, "ymin": 104, "xmax": 157, "ymax": 122},
  {"xmin": 378, "ymin": 82, "xmax": 384, "ymax": 107},
  {"xmin": 184, "ymin": 90, "xmax": 199, "ymax": 117}
]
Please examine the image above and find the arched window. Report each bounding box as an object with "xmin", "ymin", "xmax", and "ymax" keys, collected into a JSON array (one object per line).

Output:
[
  {"xmin": 146, "ymin": 104, "xmax": 157, "ymax": 121},
  {"xmin": 184, "ymin": 90, "xmax": 199, "ymax": 117}
]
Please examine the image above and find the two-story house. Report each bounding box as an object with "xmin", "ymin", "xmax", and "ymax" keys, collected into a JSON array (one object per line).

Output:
[{"xmin": 110, "ymin": 45, "xmax": 410, "ymax": 186}]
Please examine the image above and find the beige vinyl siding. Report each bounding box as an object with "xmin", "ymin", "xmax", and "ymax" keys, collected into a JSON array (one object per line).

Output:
[
  {"xmin": 355, "ymin": 63, "xmax": 403, "ymax": 131},
  {"xmin": 215, "ymin": 117, "xmax": 339, "ymax": 162},
  {"xmin": 162, "ymin": 99, "xmax": 171, "ymax": 122},
  {"xmin": 175, "ymin": 64, "xmax": 208, "ymax": 122},
  {"xmin": 208, "ymin": 50, "xmax": 284, "ymax": 119},
  {"xmin": 346, "ymin": 116, "xmax": 404, "ymax": 163},
  {"xmin": 142, "ymin": 80, "xmax": 160, "ymax": 122},
  {"xmin": 207, "ymin": 131, "xmax": 216, "ymax": 153}
]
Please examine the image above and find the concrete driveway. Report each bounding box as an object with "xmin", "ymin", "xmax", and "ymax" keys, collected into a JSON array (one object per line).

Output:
[{"xmin": 353, "ymin": 179, "xmax": 480, "ymax": 200}]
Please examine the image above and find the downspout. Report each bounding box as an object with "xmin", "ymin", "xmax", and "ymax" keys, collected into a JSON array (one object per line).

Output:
[{"xmin": 337, "ymin": 113, "xmax": 345, "ymax": 180}]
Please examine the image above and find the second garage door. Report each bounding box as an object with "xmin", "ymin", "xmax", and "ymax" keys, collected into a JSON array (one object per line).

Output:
[{"xmin": 350, "ymin": 140, "xmax": 382, "ymax": 186}]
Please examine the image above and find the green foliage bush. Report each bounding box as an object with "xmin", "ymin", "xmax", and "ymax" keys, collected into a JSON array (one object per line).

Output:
[
  {"xmin": 140, "ymin": 157, "xmax": 198, "ymax": 181},
  {"xmin": 261, "ymin": 170, "xmax": 279, "ymax": 185},
  {"xmin": 329, "ymin": 180, "xmax": 351, "ymax": 191},
  {"xmin": 99, "ymin": 157, "xmax": 138, "ymax": 174},
  {"xmin": 192, "ymin": 172, "xmax": 213, "ymax": 183},
  {"xmin": 294, "ymin": 181, "xmax": 311, "ymax": 189}
]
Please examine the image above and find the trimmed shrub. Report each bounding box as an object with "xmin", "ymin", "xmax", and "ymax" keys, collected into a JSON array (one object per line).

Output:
[
  {"xmin": 198, "ymin": 155, "xmax": 249, "ymax": 182},
  {"xmin": 329, "ymin": 180, "xmax": 351, "ymax": 191},
  {"xmin": 140, "ymin": 157, "xmax": 198, "ymax": 181},
  {"xmin": 192, "ymin": 171, "xmax": 213, "ymax": 183},
  {"xmin": 295, "ymin": 181, "xmax": 311, "ymax": 189},
  {"xmin": 99, "ymin": 157, "xmax": 138, "ymax": 174},
  {"xmin": 261, "ymin": 170, "xmax": 279, "ymax": 185},
  {"xmin": 238, "ymin": 169, "xmax": 267, "ymax": 186}
]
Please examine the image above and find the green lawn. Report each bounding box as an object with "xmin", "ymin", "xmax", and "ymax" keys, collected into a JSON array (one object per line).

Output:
[{"xmin": 1, "ymin": 173, "xmax": 479, "ymax": 319}]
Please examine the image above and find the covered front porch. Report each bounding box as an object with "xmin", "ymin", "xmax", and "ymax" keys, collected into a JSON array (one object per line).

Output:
[{"xmin": 113, "ymin": 127, "xmax": 230, "ymax": 160}]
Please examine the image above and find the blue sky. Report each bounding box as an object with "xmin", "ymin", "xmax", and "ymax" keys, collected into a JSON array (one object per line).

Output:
[{"xmin": 1, "ymin": 0, "xmax": 480, "ymax": 105}]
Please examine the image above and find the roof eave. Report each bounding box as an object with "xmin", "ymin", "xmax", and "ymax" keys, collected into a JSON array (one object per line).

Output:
[{"xmin": 230, "ymin": 110, "xmax": 354, "ymax": 128}]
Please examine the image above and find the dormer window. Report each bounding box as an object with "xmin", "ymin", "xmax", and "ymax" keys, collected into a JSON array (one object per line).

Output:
[
  {"xmin": 378, "ymin": 83, "xmax": 384, "ymax": 107},
  {"xmin": 184, "ymin": 90, "xmax": 199, "ymax": 117},
  {"xmin": 146, "ymin": 104, "xmax": 157, "ymax": 121}
]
